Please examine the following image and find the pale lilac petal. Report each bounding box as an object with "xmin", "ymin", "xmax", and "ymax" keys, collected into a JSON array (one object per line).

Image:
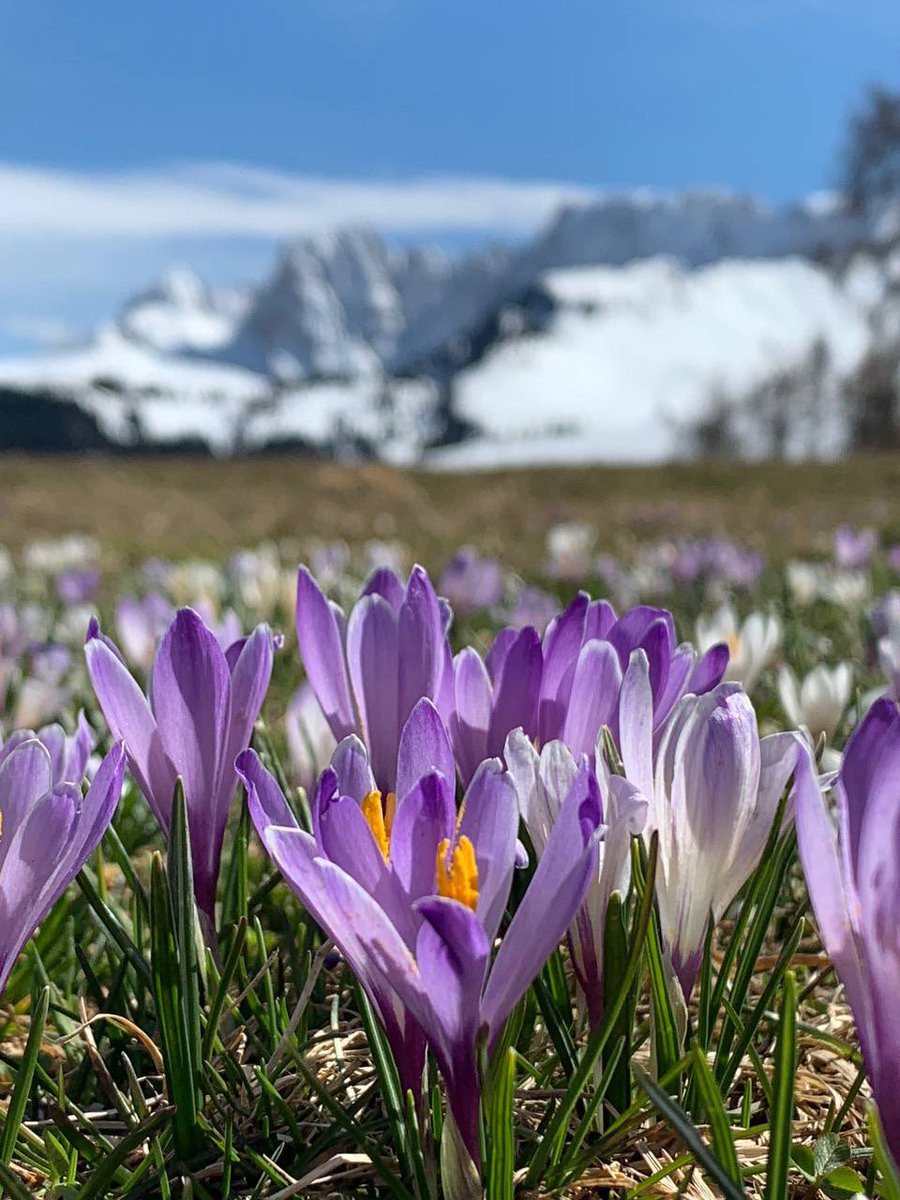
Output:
[
  {"xmin": 482, "ymin": 763, "xmax": 601, "ymax": 1039},
  {"xmin": 222, "ymin": 624, "xmax": 276, "ymax": 800},
  {"xmin": 397, "ymin": 566, "xmax": 445, "ymax": 726},
  {"xmin": 85, "ymin": 628, "xmax": 175, "ymax": 827},
  {"xmin": 237, "ymin": 748, "xmax": 300, "ymax": 833},
  {"xmin": 388, "ymin": 770, "xmax": 455, "ymax": 901},
  {"xmin": 539, "ymin": 592, "xmax": 589, "ymax": 743},
  {"xmin": 618, "ymin": 649, "xmax": 654, "ymax": 803},
  {"xmin": 151, "ymin": 608, "xmax": 231, "ymax": 916},
  {"xmin": 347, "ymin": 594, "xmax": 400, "ymax": 792},
  {"xmin": 0, "ymin": 740, "xmax": 54, "ymax": 876},
  {"xmin": 457, "ymin": 759, "xmax": 519, "ymax": 943},
  {"xmin": 560, "ymin": 639, "xmax": 621, "ymax": 758},
  {"xmin": 329, "ymin": 735, "xmax": 376, "ymax": 803},
  {"xmin": 296, "ymin": 567, "xmax": 357, "ymax": 741},
  {"xmin": 396, "ymin": 699, "xmax": 455, "ymax": 801},
  {"xmin": 415, "ymin": 898, "xmax": 490, "ymax": 1162},
  {"xmin": 451, "ymin": 648, "xmax": 493, "ymax": 787}
]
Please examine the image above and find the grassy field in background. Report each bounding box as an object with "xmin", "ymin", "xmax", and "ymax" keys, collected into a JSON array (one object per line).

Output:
[{"xmin": 1, "ymin": 452, "xmax": 899, "ymax": 563}]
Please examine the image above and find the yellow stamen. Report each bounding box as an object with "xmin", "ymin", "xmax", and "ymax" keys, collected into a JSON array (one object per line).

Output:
[
  {"xmin": 435, "ymin": 836, "xmax": 479, "ymax": 911},
  {"xmin": 361, "ymin": 790, "xmax": 397, "ymax": 862},
  {"xmin": 726, "ymin": 633, "xmax": 742, "ymax": 660}
]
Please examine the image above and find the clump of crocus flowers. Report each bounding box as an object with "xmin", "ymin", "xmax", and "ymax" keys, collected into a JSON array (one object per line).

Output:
[{"xmin": 0, "ymin": 546, "xmax": 896, "ymax": 1195}]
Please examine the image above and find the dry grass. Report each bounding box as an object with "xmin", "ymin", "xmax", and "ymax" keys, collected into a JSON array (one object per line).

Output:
[{"xmin": 2, "ymin": 453, "xmax": 900, "ymax": 565}]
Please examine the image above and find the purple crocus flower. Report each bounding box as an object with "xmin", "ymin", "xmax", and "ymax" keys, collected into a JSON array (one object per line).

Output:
[
  {"xmin": 506, "ymin": 587, "xmax": 560, "ymax": 635},
  {"xmin": 85, "ymin": 608, "xmax": 278, "ymax": 924},
  {"xmin": 238, "ymin": 698, "xmax": 602, "ymax": 1168},
  {"xmin": 834, "ymin": 525, "xmax": 879, "ymax": 570},
  {"xmin": 618, "ymin": 653, "xmax": 809, "ymax": 998},
  {"xmin": 795, "ymin": 698, "xmax": 900, "ymax": 1168},
  {"xmin": 1, "ymin": 711, "xmax": 95, "ymax": 786},
  {"xmin": 439, "ymin": 548, "xmax": 504, "ymax": 616},
  {"xmin": 449, "ymin": 594, "xmax": 727, "ymax": 787},
  {"xmin": 56, "ymin": 568, "xmax": 102, "ymax": 607},
  {"xmin": 538, "ymin": 595, "xmax": 728, "ymax": 755},
  {"xmin": 0, "ymin": 730, "xmax": 124, "ymax": 994},
  {"xmin": 451, "ymin": 627, "xmax": 543, "ymax": 786},
  {"xmin": 295, "ymin": 564, "xmax": 453, "ymax": 792},
  {"xmin": 506, "ymin": 728, "xmax": 647, "ymax": 1026}
]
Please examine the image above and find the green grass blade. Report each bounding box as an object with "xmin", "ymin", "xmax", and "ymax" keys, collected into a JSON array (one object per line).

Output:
[
  {"xmin": 690, "ymin": 1043, "xmax": 742, "ymax": 1189},
  {"xmin": 150, "ymin": 850, "xmax": 203, "ymax": 1162},
  {"xmin": 870, "ymin": 1107, "xmax": 900, "ymax": 1200},
  {"xmin": 764, "ymin": 969, "xmax": 797, "ymax": 1200},
  {"xmin": 634, "ymin": 1065, "xmax": 746, "ymax": 1200},
  {"xmin": 524, "ymin": 831, "xmax": 659, "ymax": 1190},
  {"xmin": 486, "ymin": 1047, "xmax": 515, "ymax": 1200},
  {"xmin": 602, "ymin": 890, "xmax": 633, "ymax": 1119},
  {"xmin": 0, "ymin": 984, "xmax": 50, "ymax": 1165}
]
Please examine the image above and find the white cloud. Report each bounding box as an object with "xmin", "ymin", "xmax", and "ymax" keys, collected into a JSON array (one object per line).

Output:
[{"xmin": 0, "ymin": 161, "xmax": 592, "ymax": 239}]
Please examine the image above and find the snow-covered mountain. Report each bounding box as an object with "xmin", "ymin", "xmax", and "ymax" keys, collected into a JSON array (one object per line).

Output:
[
  {"xmin": 0, "ymin": 188, "xmax": 892, "ymax": 461},
  {"xmin": 119, "ymin": 267, "xmax": 250, "ymax": 354}
]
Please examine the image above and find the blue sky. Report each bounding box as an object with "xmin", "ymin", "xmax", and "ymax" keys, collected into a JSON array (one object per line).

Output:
[{"xmin": 0, "ymin": 0, "xmax": 898, "ymax": 347}]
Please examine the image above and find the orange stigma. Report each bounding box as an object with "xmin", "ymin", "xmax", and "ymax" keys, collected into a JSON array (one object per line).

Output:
[
  {"xmin": 361, "ymin": 790, "xmax": 397, "ymax": 862},
  {"xmin": 436, "ymin": 835, "xmax": 479, "ymax": 911}
]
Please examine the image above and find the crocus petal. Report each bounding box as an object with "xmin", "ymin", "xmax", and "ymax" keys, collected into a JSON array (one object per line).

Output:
[
  {"xmin": 329, "ymin": 735, "xmax": 376, "ymax": 804},
  {"xmin": 654, "ymin": 643, "xmax": 695, "ymax": 725},
  {"xmin": 85, "ymin": 627, "xmax": 175, "ymax": 828},
  {"xmin": 451, "ymin": 648, "xmax": 493, "ymax": 787},
  {"xmin": 151, "ymin": 609, "xmax": 232, "ymax": 913},
  {"xmin": 505, "ymin": 731, "xmax": 578, "ymax": 858},
  {"xmin": 841, "ymin": 698, "xmax": 900, "ymax": 889},
  {"xmin": 457, "ymin": 759, "xmax": 519, "ymax": 943},
  {"xmin": 482, "ymin": 762, "xmax": 602, "ymax": 1041},
  {"xmin": 389, "ymin": 770, "xmax": 456, "ymax": 902},
  {"xmin": 237, "ymin": 748, "xmax": 300, "ymax": 832},
  {"xmin": 618, "ymin": 649, "xmax": 655, "ymax": 809},
  {"xmin": 608, "ymin": 606, "xmax": 674, "ymax": 669},
  {"xmin": 0, "ymin": 786, "xmax": 77, "ymax": 991},
  {"xmin": 296, "ymin": 567, "xmax": 357, "ymax": 741},
  {"xmin": 691, "ymin": 639, "xmax": 730, "ymax": 695},
  {"xmin": 223, "ymin": 625, "xmax": 275, "ymax": 791},
  {"xmin": 396, "ymin": 698, "xmax": 455, "ymax": 801},
  {"xmin": 347, "ymin": 594, "xmax": 400, "ymax": 792},
  {"xmin": 584, "ymin": 599, "xmax": 617, "ymax": 642},
  {"xmin": 0, "ymin": 740, "xmax": 54, "ymax": 876},
  {"xmin": 65, "ymin": 711, "xmax": 95, "ymax": 784},
  {"xmin": 0, "ymin": 742, "xmax": 123, "ymax": 996},
  {"xmin": 397, "ymin": 566, "xmax": 446, "ymax": 728},
  {"xmin": 485, "ymin": 628, "xmax": 517, "ymax": 684},
  {"xmin": 486, "ymin": 627, "xmax": 542, "ymax": 759},
  {"xmin": 415, "ymin": 897, "xmax": 491, "ymax": 1164},
  {"xmin": 363, "ymin": 567, "xmax": 406, "ymax": 608},
  {"xmin": 560, "ymin": 639, "xmax": 621, "ymax": 758},
  {"xmin": 539, "ymin": 592, "xmax": 589, "ymax": 743}
]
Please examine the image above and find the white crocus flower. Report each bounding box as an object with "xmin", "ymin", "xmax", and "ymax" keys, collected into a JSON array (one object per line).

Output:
[
  {"xmin": 505, "ymin": 728, "xmax": 646, "ymax": 1027},
  {"xmin": 778, "ymin": 663, "xmax": 852, "ymax": 743},
  {"xmin": 786, "ymin": 561, "xmax": 822, "ymax": 607},
  {"xmin": 545, "ymin": 521, "xmax": 595, "ymax": 581},
  {"xmin": 618, "ymin": 650, "xmax": 806, "ymax": 1000},
  {"xmin": 696, "ymin": 604, "xmax": 781, "ymax": 694}
]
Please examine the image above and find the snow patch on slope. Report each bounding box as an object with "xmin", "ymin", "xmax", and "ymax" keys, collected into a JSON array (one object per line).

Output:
[{"xmin": 426, "ymin": 256, "xmax": 877, "ymax": 468}]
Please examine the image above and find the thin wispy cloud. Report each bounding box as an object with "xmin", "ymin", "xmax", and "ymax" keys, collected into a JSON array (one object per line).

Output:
[{"xmin": 0, "ymin": 161, "xmax": 592, "ymax": 240}]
